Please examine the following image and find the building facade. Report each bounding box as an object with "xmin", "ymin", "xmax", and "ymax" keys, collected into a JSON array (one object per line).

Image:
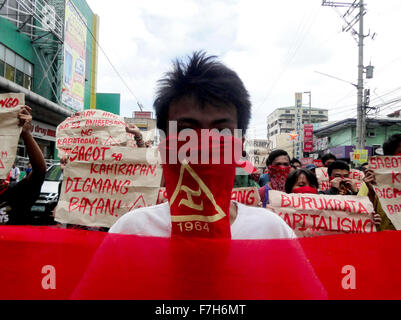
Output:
[
  {"xmin": 124, "ymin": 111, "xmax": 157, "ymax": 146},
  {"xmin": 0, "ymin": 0, "xmax": 100, "ymax": 162},
  {"xmin": 267, "ymin": 106, "xmax": 328, "ymax": 158},
  {"xmin": 313, "ymin": 117, "xmax": 401, "ymax": 161}
]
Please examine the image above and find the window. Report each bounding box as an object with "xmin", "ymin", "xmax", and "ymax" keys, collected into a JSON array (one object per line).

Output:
[
  {"xmin": 319, "ymin": 111, "xmax": 324, "ymax": 114},
  {"xmin": 285, "ymin": 110, "xmax": 290, "ymax": 114},
  {"xmin": 0, "ymin": 43, "xmax": 4, "ymax": 77},
  {"xmin": 0, "ymin": 43, "xmax": 33, "ymax": 90},
  {"xmin": 0, "ymin": 60, "xmax": 4, "ymax": 77},
  {"xmin": 15, "ymin": 69, "xmax": 24, "ymax": 86},
  {"xmin": 5, "ymin": 64, "xmax": 15, "ymax": 81},
  {"xmin": 287, "ymin": 120, "xmax": 292, "ymax": 124}
]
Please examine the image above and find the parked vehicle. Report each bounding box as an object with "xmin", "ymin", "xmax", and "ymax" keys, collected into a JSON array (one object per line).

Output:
[{"xmin": 31, "ymin": 164, "xmax": 62, "ymax": 225}]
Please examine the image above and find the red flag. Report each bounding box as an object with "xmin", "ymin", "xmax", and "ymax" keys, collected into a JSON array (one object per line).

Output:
[{"xmin": 1, "ymin": 226, "xmax": 401, "ymax": 300}]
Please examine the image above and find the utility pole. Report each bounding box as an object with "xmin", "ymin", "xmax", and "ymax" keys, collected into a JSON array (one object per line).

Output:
[
  {"xmin": 322, "ymin": 0, "xmax": 375, "ymax": 150},
  {"xmin": 304, "ymin": 91, "xmax": 312, "ymax": 124},
  {"xmin": 357, "ymin": 0, "xmax": 366, "ymax": 149}
]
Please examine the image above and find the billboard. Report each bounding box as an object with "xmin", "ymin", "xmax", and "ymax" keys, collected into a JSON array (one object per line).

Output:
[
  {"xmin": 295, "ymin": 93, "xmax": 303, "ymax": 159},
  {"xmin": 61, "ymin": 0, "xmax": 87, "ymax": 111},
  {"xmin": 304, "ymin": 124, "xmax": 314, "ymax": 152},
  {"xmin": 134, "ymin": 111, "xmax": 153, "ymax": 119}
]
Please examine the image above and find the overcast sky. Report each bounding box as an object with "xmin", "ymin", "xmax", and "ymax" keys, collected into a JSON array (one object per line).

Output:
[{"xmin": 86, "ymin": 0, "xmax": 401, "ymax": 139}]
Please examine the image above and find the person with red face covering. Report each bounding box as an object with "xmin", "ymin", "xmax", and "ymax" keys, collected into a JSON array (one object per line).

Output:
[
  {"xmin": 109, "ymin": 51, "xmax": 295, "ymax": 240},
  {"xmin": 285, "ymin": 169, "xmax": 319, "ymax": 195},
  {"xmin": 258, "ymin": 149, "xmax": 292, "ymax": 208}
]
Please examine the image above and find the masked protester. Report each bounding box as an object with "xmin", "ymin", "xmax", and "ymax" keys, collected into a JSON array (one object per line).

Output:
[
  {"xmin": 0, "ymin": 106, "xmax": 46, "ymax": 225},
  {"xmin": 109, "ymin": 51, "xmax": 295, "ymax": 240},
  {"xmin": 319, "ymin": 161, "xmax": 358, "ymax": 196},
  {"xmin": 358, "ymin": 134, "xmax": 401, "ymax": 231},
  {"xmin": 258, "ymin": 149, "xmax": 291, "ymax": 208},
  {"xmin": 285, "ymin": 169, "xmax": 318, "ymax": 194}
]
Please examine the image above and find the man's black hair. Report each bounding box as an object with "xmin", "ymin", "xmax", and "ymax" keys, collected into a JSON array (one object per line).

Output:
[
  {"xmin": 266, "ymin": 149, "xmax": 290, "ymax": 166},
  {"xmin": 358, "ymin": 162, "xmax": 369, "ymax": 172},
  {"xmin": 291, "ymin": 158, "xmax": 301, "ymax": 165},
  {"xmin": 321, "ymin": 153, "xmax": 337, "ymax": 165},
  {"xmin": 153, "ymin": 51, "xmax": 251, "ymax": 133},
  {"xmin": 328, "ymin": 160, "xmax": 350, "ymax": 177},
  {"xmin": 383, "ymin": 134, "xmax": 401, "ymax": 156},
  {"xmin": 285, "ymin": 169, "xmax": 319, "ymax": 194}
]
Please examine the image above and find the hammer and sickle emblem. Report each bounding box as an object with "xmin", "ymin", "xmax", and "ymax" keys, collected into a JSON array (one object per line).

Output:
[{"xmin": 178, "ymin": 185, "xmax": 204, "ymax": 211}]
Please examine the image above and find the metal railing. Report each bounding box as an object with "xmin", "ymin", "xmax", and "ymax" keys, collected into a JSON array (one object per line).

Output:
[{"xmin": 15, "ymin": 156, "xmax": 59, "ymax": 171}]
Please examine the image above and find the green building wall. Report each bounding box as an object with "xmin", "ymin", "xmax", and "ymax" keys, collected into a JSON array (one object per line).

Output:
[
  {"xmin": 327, "ymin": 124, "xmax": 401, "ymax": 149},
  {"xmin": 0, "ymin": 0, "xmax": 96, "ymax": 110},
  {"xmin": 0, "ymin": 17, "xmax": 56, "ymax": 101},
  {"xmin": 96, "ymin": 93, "xmax": 121, "ymax": 115}
]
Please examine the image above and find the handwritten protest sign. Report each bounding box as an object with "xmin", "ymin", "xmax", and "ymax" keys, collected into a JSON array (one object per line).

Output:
[
  {"xmin": 315, "ymin": 166, "xmax": 364, "ymax": 192},
  {"xmin": 0, "ymin": 93, "xmax": 24, "ymax": 179},
  {"xmin": 156, "ymin": 187, "xmax": 261, "ymax": 207},
  {"xmin": 231, "ymin": 187, "xmax": 260, "ymax": 206},
  {"xmin": 56, "ymin": 110, "xmax": 127, "ymax": 157},
  {"xmin": 245, "ymin": 139, "xmax": 269, "ymax": 170},
  {"xmin": 369, "ymin": 156, "xmax": 401, "ymax": 230},
  {"xmin": 268, "ymin": 190, "xmax": 376, "ymax": 237},
  {"xmin": 315, "ymin": 167, "xmax": 330, "ymax": 191},
  {"xmin": 55, "ymin": 145, "xmax": 162, "ymax": 228}
]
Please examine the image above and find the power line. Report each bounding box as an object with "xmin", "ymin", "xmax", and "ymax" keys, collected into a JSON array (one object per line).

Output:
[
  {"xmin": 68, "ymin": 1, "xmax": 143, "ymax": 111},
  {"xmin": 253, "ymin": 5, "xmax": 321, "ymax": 112}
]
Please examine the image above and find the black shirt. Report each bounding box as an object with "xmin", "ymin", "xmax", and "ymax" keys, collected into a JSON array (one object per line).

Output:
[{"xmin": 0, "ymin": 177, "xmax": 43, "ymax": 225}]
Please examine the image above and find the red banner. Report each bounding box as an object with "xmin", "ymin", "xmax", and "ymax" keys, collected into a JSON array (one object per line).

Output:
[
  {"xmin": 304, "ymin": 124, "xmax": 314, "ymax": 153},
  {"xmin": 0, "ymin": 226, "xmax": 401, "ymax": 300}
]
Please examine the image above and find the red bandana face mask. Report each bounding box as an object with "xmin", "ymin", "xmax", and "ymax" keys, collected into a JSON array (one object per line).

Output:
[
  {"xmin": 293, "ymin": 186, "xmax": 318, "ymax": 194},
  {"xmin": 159, "ymin": 131, "xmax": 241, "ymax": 239},
  {"xmin": 268, "ymin": 165, "xmax": 291, "ymax": 192}
]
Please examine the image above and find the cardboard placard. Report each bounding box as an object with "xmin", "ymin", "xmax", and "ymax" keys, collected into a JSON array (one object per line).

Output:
[
  {"xmin": 315, "ymin": 167, "xmax": 330, "ymax": 191},
  {"xmin": 369, "ymin": 156, "xmax": 401, "ymax": 230},
  {"xmin": 55, "ymin": 145, "xmax": 162, "ymax": 228},
  {"xmin": 0, "ymin": 93, "xmax": 24, "ymax": 179},
  {"xmin": 56, "ymin": 110, "xmax": 127, "ymax": 157},
  {"xmin": 231, "ymin": 187, "xmax": 261, "ymax": 206},
  {"xmin": 155, "ymin": 187, "xmax": 261, "ymax": 207},
  {"xmin": 316, "ymin": 166, "xmax": 364, "ymax": 192},
  {"xmin": 268, "ymin": 190, "xmax": 376, "ymax": 237}
]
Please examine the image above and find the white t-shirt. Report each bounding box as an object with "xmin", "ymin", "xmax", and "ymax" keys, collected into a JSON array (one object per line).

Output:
[
  {"xmin": 109, "ymin": 202, "xmax": 296, "ymax": 240},
  {"xmin": 10, "ymin": 167, "xmax": 20, "ymax": 180}
]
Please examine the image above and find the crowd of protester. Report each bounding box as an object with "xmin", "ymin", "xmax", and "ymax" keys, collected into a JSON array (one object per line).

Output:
[{"xmin": 1, "ymin": 51, "xmax": 401, "ymax": 239}]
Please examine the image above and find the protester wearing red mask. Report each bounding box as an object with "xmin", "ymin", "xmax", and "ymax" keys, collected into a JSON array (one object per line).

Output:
[
  {"xmin": 319, "ymin": 161, "xmax": 358, "ymax": 196},
  {"xmin": 258, "ymin": 149, "xmax": 292, "ymax": 208},
  {"xmin": 109, "ymin": 51, "xmax": 295, "ymax": 240},
  {"xmin": 285, "ymin": 169, "xmax": 318, "ymax": 194},
  {"xmin": 359, "ymin": 134, "xmax": 401, "ymax": 231}
]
